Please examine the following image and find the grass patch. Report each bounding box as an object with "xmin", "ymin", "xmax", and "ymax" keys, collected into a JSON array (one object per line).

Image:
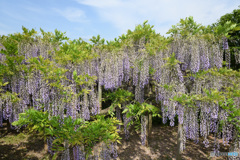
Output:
[{"xmin": 0, "ymin": 132, "xmax": 28, "ymax": 145}]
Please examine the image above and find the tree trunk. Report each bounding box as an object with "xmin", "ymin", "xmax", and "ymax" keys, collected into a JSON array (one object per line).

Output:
[{"xmin": 176, "ymin": 122, "xmax": 183, "ymax": 160}]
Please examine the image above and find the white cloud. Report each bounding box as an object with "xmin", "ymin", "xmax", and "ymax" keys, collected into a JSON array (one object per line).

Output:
[
  {"xmin": 0, "ymin": 29, "xmax": 14, "ymax": 36},
  {"xmin": 75, "ymin": 0, "xmax": 122, "ymax": 8},
  {"xmin": 54, "ymin": 7, "xmax": 87, "ymax": 23},
  {"xmin": 0, "ymin": 22, "xmax": 9, "ymax": 29},
  {"xmin": 1, "ymin": 10, "xmax": 28, "ymax": 22},
  {"xmin": 24, "ymin": 6, "xmax": 44, "ymax": 14},
  {"xmin": 76, "ymin": 0, "xmax": 239, "ymax": 35}
]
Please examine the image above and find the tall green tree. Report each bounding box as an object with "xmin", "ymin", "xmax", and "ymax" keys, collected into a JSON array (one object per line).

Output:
[{"xmin": 215, "ymin": 7, "xmax": 240, "ymax": 70}]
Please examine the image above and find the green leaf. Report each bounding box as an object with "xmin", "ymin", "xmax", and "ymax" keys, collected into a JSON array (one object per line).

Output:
[
  {"xmin": 73, "ymin": 70, "xmax": 77, "ymax": 80},
  {"xmin": 122, "ymin": 108, "xmax": 128, "ymax": 114},
  {"xmin": 2, "ymin": 82, "xmax": 9, "ymax": 86},
  {"xmin": 52, "ymin": 153, "xmax": 58, "ymax": 160}
]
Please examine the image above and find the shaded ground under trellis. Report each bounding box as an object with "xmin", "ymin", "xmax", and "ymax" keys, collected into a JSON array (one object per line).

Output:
[
  {"xmin": 117, "ymin": 125, "xmax": 230, "ymax": 160},
  {"xmin": 0, "ymin": 122, "xmax": 231, "ymax": 160}
]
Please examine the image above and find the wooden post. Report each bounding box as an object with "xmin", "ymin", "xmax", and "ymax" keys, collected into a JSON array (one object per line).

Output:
[
  {"xmin": 145, "ymin": 114, "xmax": 149, "ymax": 147},
  {"xmin": 62, "ymin": 140, "xmax": 70, "ymax": 160},
  {"xmin": 228, "ymin": 128, "xmax": 240, "ymax": 158},
  {"xmin": 148, "ymin": 112, "xmax": 152, "ymax": 136},
  {"xmin": 7, "ymin": 119, "xmax": 11, "ymax": 133},
  {"xmin": 92, "ymin": 141, "xmax": 102, "ymax": 159},
  {"xmin": 176, "ymin": 122, "xmax": 183, "ymax": 160},
  {"xmin": 141, "ymin": 114, "xmax": 149, "ymax": 147},
  {"xmin": 115, "ymin": 106, "xmax": 122, "ymax": 131},
  {"xmin": 98, "ymin": 81, "xmax": 102, "ymax": 112},
  {"xmin": 148, "ymin": 84, "xmax": 153, "ymax": 137}
]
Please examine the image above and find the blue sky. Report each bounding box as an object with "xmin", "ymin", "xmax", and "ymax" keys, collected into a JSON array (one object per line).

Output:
[{"xmin": 0, "ymin": 0, "xmax": 239, "ymax": 41}]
